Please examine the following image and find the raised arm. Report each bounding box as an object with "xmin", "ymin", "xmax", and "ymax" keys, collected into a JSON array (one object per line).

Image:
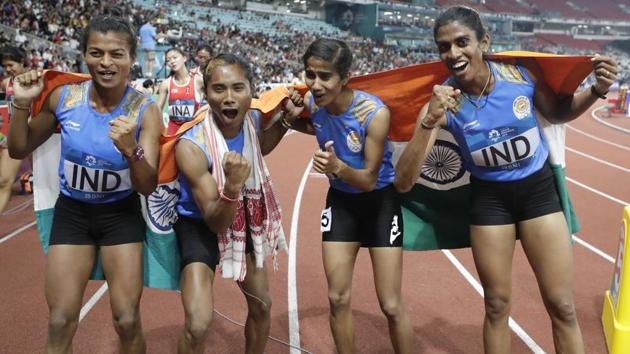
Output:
[
  {"xmin": 258, "ymin": 87, "xmax": 306, "ymax": 155},
  {"xmin": 8, "ymin": 69, "xmax": 59, "ymax": 159},
  {"xmin": 109, "ymin": 103, "xmax": 162, "ymax": 196},
  {"xmin": 521, "ymin": 55, "xmax": 617, "ymax": 124},
  {"xmin": 394, "ymin": 84, "xmax": 459, "ymax": 193},
  {"xmin": 155, "ymin": 79, "xmax": 169, "ymax": 112},
  {"xmin": 314, "ymin": 107, "xmax": 390, "ymax": 192},
  {"xmin": 175, "ymin": 141, "xmax": 250, "ymax": 233}
]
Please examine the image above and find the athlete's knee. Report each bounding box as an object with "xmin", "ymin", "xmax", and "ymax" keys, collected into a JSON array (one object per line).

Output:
[
  {"xmin": 185, "ymin": 311, "xmax": 213, "ymax": 343},
  {"xmin": 484, "ymin": 293, "xmax": 511, "ymax": 321},
  {"xmin": 48, "ymin": 310, "xmax": 79, "ymax": 337},
  {"xmin": 546, "ymin": 296, "xmax": 578, "ymax": 324},
  {"xmin": 0, "ymin": 174, "xmax": 12, "ymax": 190},
  {"xmin": 248, "ymin": 293, "xmax": 272, "ymax": 320},
  {"xmin": 378, "ymin": 297, "xmax": 404, "ymax": 320},
  {"xmin": 112, "ymin": 308, "xmax": 142, "ymax": 339},
  {"xmin": 328, "ymin": 290, "xmax": 352, "ymax": 313}
]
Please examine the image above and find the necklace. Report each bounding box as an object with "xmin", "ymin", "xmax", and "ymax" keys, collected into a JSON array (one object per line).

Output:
[{"xmin": 461, "ymin": 62, "xmax": 492, "ymax": 110}]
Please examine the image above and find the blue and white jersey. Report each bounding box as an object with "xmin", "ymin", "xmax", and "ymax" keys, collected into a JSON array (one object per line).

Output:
[
  {"xmin": 175, "ymin": 110, "xmax": 261, "ymax": 218},
  {"xmin": 56, "ymin": 81, "xmax": 150, "ymax": 203},
  {"xmin": 309, "ymin": 90, "xmax": 394, "ymax": 193},
  {"xmin": 176, "ymin": 121, "xmax": 213, "ymax": 219},
  {"xmin": 445, "ymin": 61, "xmax": 549, "ymax": 182}
]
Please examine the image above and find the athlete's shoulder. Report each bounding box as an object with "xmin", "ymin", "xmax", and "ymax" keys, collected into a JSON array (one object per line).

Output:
[
  {"xmin": 490, "ymin": 60, "xmax": 528, "ymax": 84},
  {"xmin": 351, "ymin": 90, "xmax": 383, "ymax": 125},
  {"xmin": 59, "ymin": 80, "xmax": 90, "ymax": 111},
  {"xmin": 121, "ymin": 86, "xmax": 152, "ymax": 122}
]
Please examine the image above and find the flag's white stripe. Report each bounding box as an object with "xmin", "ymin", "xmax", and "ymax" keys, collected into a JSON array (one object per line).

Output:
[
  {"xmin": 0, "ymin": 221, "xmax": 37, "ymax": 244},
  {"xmin": 591, "ymin": 106, "xmax": 630, "ymax": 134},
  {"xmin": 288, "ymin": 159, "xmax": 313, "ymax": 354},
  {"xmin": 79, "ymin": 283, "xmax": 109, "ymax": 321},
  {"xmin": 566, "ymin": 124, "xmax": 630, "ymax": 152},
  {"xmin": 442, "ymin": 250, "xmax": 546, "ymax": 353},
  {"xmin": 566, "ymin": 177, "xmax": 629, "ymax": 206},
  {"xmin": 573, "ymin": 235, "xmax": 615, "ymax": 263},
  {"xmin": 566, "ymin": 147, "xmax": 630, "ymax": 173}
]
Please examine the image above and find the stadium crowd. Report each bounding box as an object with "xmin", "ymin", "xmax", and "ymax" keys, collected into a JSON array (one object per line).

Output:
[{"xmin": 0, "ymin": 0, "xmax": 628, "ymax": 93}]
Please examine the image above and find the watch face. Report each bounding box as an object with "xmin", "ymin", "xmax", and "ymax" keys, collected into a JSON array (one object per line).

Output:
[{"xmin": 133, "ymin": 146, "xmax": 145, "ymax": 161}]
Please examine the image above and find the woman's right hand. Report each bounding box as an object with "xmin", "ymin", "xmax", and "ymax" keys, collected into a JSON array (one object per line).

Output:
[
  {"xmin": 13, "ymin": 69, "xmax": 45, "ymax": 105},
  {"xmin": 425, "ymin": 85, "xmax": 461, "ymax": 126}
]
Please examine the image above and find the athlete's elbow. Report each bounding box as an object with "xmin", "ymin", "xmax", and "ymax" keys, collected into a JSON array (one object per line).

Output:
[
  {"xmin": 7, "ymin": 145, "xmax": 27, "ymax": 160},
  {"xmin": 393, "ymin": 177, "xmax": 413, "ymax": 194}
]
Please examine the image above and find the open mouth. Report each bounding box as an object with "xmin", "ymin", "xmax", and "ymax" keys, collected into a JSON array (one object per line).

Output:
[
  {"xmin": 313, "ymin": 93, "xmax": 326, "ymax": 102},
  {"xmin": 98, "ymin": 70, "xmax": 117, "ymax": 80},
  {"xmin": 451, "ymin": 61, "xmax": 468, "ymax": 74},
  {"xmin": 222, "ymin": 108, "xmax": 239, "ymax": 119}
]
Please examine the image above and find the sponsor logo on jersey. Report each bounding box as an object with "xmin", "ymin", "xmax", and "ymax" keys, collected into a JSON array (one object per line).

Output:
[
  {"xmin": 66, "ymin": 121, "xmax": 81, "ymax": 131},
  {"xmin": 463, "ymin": 120, "xmax": 480, "ymax": 132}
]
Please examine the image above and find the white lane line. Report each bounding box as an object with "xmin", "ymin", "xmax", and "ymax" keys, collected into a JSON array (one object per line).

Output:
[
  {"xmin": 308, "ymin": 172, "xmax": 327, "ymax": 179},
  {"xmin": 288, "ymin": 159, "xmax": 313, "ymax": 354},
  {"xmin": 0, "ymin": 221, "xmax": 37, "ymax": 244},
  {"xmin": 573, "ymin": 235, "xmax": 615, "ymax": 263},
  {"xmin": 566, "ymin": 124, "xmax": 630, "ymax": 152},
  {"xmin": 566, "ymin": 177, "xmax": 629, "ymax": 206},
  {"xmin": 79, "ymin": 283, "xmax": 109, "ymax": 322},
  {"xmin": 592, "ymin": 106, "xmax": 630, "ymax": 134},
  {"xmin": 441, "ymin": 250, "xmax": 546, "ymax": 353},
  {"xmin": 566, "ymin": 147, "xmax": 630, "ymax": 173}
]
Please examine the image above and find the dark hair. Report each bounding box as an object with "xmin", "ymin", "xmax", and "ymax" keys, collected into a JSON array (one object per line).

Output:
[
  {"xmin": 166, "ymin": 47, "xmax": 186, "ymax": 57},
  {"xmin": 302, "ymin": 38, "xmax": 352, "ymax": 79},
  {"xmin": 142, "ymin": 79, "xmax": 154, "ymax": 88},
  {"xmin": 433, "ymin": 6, "xmax": 486, "ymax": 42},
  {"xmin": 80, "ymin": 16, "xmax": 137, "ymax": 58},
  {"xmin": 203, "ymin": 53, "xmax": 254, "ymax": 92},
  {"xmin": 196, "ymin": 45, "xmax": 212, "ymax": 55},
  {"xmin": 0, "ymin": 45, "xmax": 26, "ymax": 64}
]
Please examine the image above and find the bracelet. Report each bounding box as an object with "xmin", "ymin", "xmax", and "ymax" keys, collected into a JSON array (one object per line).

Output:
[
  {"xmin": 280, "ymin": 117, "xmax": 293, "ymax": 130},
  {"xmin": 590, "ymin": 85, "xmax": 607, "ymax": 99},
  {"xmin": 420, "ymin": 118, "xmax": 436, "ymax": 130},
  {"xmin": 220, "ymin": 189, "xmax": 239, "ymax": 203},
  {"xmin": 11, "ymin": 100, "xmax": 31, "ymax": 112}
]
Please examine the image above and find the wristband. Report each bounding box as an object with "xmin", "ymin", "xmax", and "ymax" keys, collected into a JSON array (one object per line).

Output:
[
  {"xmin": 11, "ymin": 100, "xmax": 31, "ymax": 112},
  {"xmin": 420, "ymin": 118, "xmax": 436, "ymax": 130},
  {"xmin": 280, "ymin": 117, "xmax": 293, "ymax": 130},
  {"xmin": 590, "ymin": 85, "xmax": 607, "ymax": 99},
  {"xmin": 220, "ymin": 189, "xmax": 239, "ymax": 203}
]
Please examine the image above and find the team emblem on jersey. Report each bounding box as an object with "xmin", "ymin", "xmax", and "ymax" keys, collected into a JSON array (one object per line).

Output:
[
  {"xmin": 512, "ymin": 96, "xmax": 531, "ymax": 120},
  {"xmin": 346, "ymin": 130, "xmax": 362, "ymax": 153},
  {"xmin": 144, "ymin": 182, "xmax": 180, "ymax": 233}
]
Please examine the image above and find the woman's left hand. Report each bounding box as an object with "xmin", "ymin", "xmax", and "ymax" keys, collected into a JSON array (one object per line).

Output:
[
  {"xmin": 109, "ymin": 115, "xmax": 138, "ymax": 158},
  {"xmin": 592, "ymin": 54, "xmax": 617, "ymax": 94},
  {"xmin": 313, "ymin": 140, "xmax": 342, "ymax": 175}
]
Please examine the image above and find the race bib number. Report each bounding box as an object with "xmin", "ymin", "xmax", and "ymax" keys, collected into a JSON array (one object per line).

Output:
[
  {"xmin": 320, "ymin": 207, "xmax": 332, "ymax": 232},
  {"xmin": 64, "ymin": 160, "xmax": 131, "ymax": 193}
]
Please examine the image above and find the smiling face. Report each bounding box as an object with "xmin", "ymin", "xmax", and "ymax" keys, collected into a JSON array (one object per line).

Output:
[
  {"xmin": 84, "ymin": 31, "xmax": 133, "ymax": 89},
  {"xmin": 1, "ymin": 58, "xmax": 25, "ymax": 78},
  {"xmin": 205, "ymin": 64, "xmax": 252, "ymax": 135},
  {"xmin": 304, "ymin": 56, "xmax": 347, "ymax": 108},
  {"xmin": 435, "ymin": 20, "xmax": 489, "ymax": 85},
  {"xmin": 166, "ymin": 49, "xmax": 187, "ymax": 73}
]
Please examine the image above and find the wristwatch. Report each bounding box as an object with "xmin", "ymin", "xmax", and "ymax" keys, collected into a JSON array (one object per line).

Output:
[{"xmin": 128, "ymin": 145, "xmax": 145, "ymax": 162}]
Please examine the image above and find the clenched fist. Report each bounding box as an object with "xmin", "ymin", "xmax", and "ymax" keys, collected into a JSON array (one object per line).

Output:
[
  {"xmin": 109, "ymin": 115, "xmax": 138, "ymax": 158},
  {"xmin": 13, "ymin": 69, "xmax": 45, "ymax": 106},
  {"xmin": 222, "ymin": 151, "xmax": 251, "ymax": 196},
  {"xmin": 425, "ymin": 85, "xmax": 461, "ymax": 126}
]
